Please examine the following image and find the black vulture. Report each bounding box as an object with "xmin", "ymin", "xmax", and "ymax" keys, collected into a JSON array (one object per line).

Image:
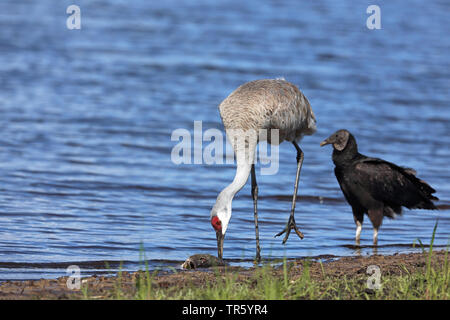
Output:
[{"xmin": 320, "ymin": 129, "xmax": 438, "ymax": 245}]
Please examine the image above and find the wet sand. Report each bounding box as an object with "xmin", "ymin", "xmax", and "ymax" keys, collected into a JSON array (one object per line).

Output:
[{"xmin": 0, "ymin": 251, "xmax": 447, "ymax": 299}]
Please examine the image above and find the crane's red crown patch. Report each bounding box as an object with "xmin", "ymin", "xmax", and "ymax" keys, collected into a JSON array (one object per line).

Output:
[{"xmin": 211, "ymin": 216, "xmax": 222, "ymax": 232}]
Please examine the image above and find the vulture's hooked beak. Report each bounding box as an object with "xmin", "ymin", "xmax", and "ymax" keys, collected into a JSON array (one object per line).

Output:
[
  {"xmin": 320, "ymin": 138, "xmax": 331, "ymax": 147},
  {"xmin": 216, "ymin": 231, "xmax": 224, "ymax": 260}
]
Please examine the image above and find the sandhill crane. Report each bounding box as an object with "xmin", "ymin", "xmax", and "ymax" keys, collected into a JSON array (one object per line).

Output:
[
  {"xmin": 320, "ymin": 129, "xmax": 438, "ymax": 245},
  {"xmin": 210, "ymin": 79, "xmax": 317, "ymax": 261}
]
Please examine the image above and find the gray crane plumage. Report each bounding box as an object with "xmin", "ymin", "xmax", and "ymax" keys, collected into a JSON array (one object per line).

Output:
[
  {"xmin": 210, "ymin": 79, "xmax": 316, "ymax": 261},
  {"xmin": 219, "ymin": 79, "xmax": 316, "ymax": 142}
]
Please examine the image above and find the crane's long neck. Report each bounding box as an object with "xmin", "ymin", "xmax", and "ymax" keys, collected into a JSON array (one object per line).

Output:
[
  {"xmin": 216, "ymin": 160, "xmax": 251, "ymax": 209},
  {"xmin": 211, "ymin": 137, "xmax": 256, "ymax": 233}
]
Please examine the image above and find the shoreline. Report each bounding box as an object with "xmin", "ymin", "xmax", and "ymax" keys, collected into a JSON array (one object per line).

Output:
[{"xmin": 0, "ymin": 250, "xmax": 448, "ymax": 299}]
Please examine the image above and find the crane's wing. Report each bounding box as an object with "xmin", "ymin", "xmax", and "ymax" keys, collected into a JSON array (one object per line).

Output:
[{"xmin": 353, "ymin": 157, "xmax": 438, "ymax": 210}]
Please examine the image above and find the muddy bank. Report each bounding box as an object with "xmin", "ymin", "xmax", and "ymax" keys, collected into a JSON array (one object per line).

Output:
[{"xmin": 0, "ymin": 251, "xmax": 447, "ymax": 299}]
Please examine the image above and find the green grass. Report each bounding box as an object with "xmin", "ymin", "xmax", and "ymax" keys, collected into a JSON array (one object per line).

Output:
[
  {"xmin": 80, "ymin": 253, "xmax": 448, "ymax": 300},
  {"xmin": 81, "ymin": 225, "xmax": 449, "ymax": 300}
]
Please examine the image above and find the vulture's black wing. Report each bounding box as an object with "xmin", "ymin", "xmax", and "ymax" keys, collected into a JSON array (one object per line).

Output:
[
  {"xmin": 352, "ymin": 157, "xmax": 438, "ymax": 210},
  {"xmin": 335, "ymin": 167, "xmax": 362, "ymax": 209}
]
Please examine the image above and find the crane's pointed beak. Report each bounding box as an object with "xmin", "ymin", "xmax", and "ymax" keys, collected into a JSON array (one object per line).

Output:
[
  {"xmin": 216, "ymin": 231, "xmax": 224, "ymax": 260},
  {"xmin": 320, "ymin": 138, "xmax": 330, "ymax": 147}
]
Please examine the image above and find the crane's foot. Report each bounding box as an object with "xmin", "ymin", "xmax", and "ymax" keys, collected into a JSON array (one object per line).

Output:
[
  {"xmin": 275, "ymin": 216, "xmax": 304, "ymax": 244},
  {"xmin": 253, "ymin": 252, "xmax": 261, "ymax": 265}
]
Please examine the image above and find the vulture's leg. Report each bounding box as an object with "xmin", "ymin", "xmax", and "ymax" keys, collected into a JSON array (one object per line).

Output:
[
  {"xmin": 353, "ymin": 210, "xmax": 364, "ymax": 246},
  {"xmin": 251, "ymin": 164, "xmax": 261, "ymax": 262},
  {"xmin": 356, "ymin": 221, "xmax": 363, "ymax": 244},
  {"xmin": 368, "ymin": 208, "xmax": 383, "ymax": 246},
  {"xmin": 373, "ymin": 228, "xmax": 379, "ymax": 246},
  {"xmin": 275, "ymin": 141, "xmax": 305, "ymax": 244}
]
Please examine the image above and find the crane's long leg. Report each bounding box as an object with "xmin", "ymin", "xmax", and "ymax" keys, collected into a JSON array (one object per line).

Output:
[
  {"xmin": 251, "ymin": 164, "xmax": 261, "ymax": 262},
  {"xmin": 275, "ymin": 141, "xmax": 305, "ymax": 244}
]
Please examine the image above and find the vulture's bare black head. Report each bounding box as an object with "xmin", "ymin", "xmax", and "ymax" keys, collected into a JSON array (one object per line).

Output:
[{"xmin": 320, "ymin": 129, "xmax": 358, "ymax": 165}]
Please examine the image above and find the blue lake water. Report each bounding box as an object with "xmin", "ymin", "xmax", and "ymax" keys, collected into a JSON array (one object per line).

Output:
[{"xmin": 0, "ymin": 0, "xmax": 449, "ymax": 280}]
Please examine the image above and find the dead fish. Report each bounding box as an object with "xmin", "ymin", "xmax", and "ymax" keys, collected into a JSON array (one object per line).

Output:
[{"xmin": 182, "ymin": 254, "xmax": 226, "ymax": 269}]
